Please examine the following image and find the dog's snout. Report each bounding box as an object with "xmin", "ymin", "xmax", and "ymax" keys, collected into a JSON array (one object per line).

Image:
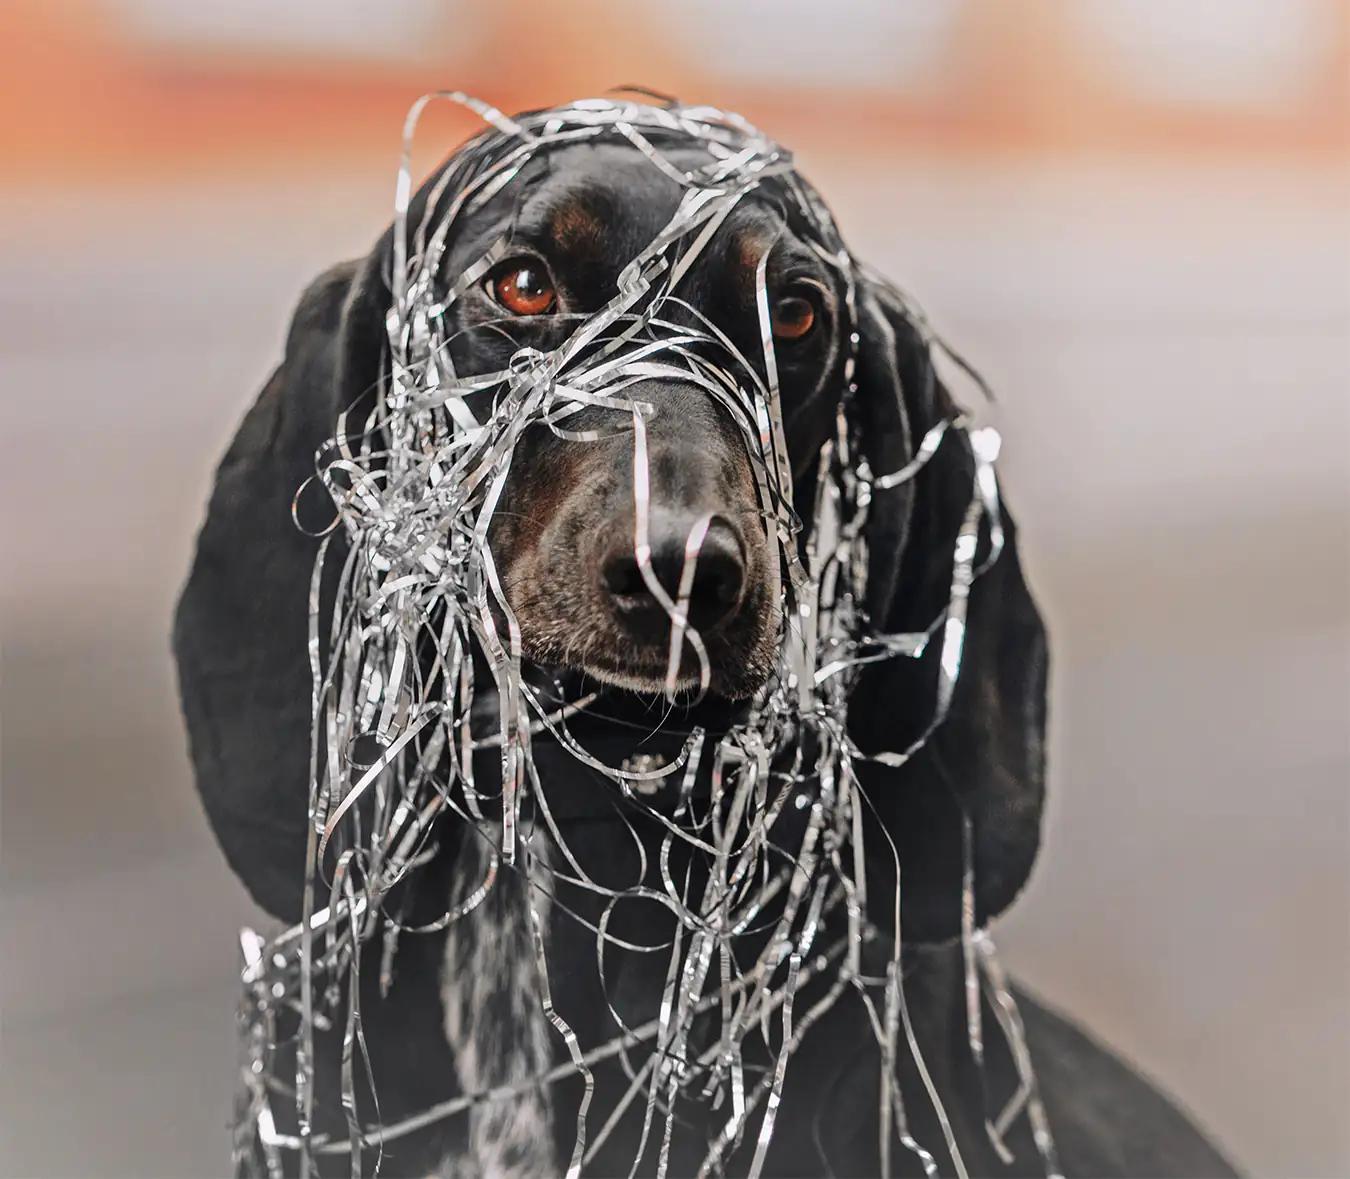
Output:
[
  {"xmin": 504, "ymin": 375, "xmax": 777, "ymax": 696},
  {"xmin": 601, "ymin": 518, "xmax": 746, "ymax": 634}
]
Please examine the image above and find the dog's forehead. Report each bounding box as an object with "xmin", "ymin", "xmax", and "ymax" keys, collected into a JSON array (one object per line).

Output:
[
  {"xmin": 528, "ymin": 142, "xmax": 687, "ymax": 263},
  {"xmin": 460, "ymin": 139, "xmax": 788, "ymax": 267}
]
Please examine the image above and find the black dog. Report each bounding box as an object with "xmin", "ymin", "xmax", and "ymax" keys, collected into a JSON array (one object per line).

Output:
[{"xmin": 175, "ymin": 112, "xmax": 1237, "ymax": 1178}]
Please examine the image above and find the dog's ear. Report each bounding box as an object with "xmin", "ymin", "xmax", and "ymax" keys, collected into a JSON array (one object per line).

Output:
[
  {"xmin": 848, "ymin": 276, "xmax": 1049, "ymax": 945},
  {"xmin": 173, "ymin": 250, "xmax": 387, "ymax": 921}
]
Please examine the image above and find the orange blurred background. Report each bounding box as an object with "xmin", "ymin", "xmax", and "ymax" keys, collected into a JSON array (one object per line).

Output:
[
  {"xmin": 4, "ymin": 0, "xmax": 1349, "ymax": 175},
  {"xmin": 2, "ymin": 3, "xmax": 1347, "ymax": 1177}
]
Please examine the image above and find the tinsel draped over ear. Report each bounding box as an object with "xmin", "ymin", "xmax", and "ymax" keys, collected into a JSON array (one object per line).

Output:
[{"xmin": 850, "ymin": 277, "xmax": 1049, "ymax": 944}]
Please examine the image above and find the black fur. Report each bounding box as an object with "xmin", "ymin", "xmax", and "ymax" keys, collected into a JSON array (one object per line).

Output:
[{"xmin": 174, "ymin": 137, "xmax": 1237, "ymax": 1177}]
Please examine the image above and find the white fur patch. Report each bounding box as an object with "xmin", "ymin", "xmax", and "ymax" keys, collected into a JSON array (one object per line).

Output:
[{"xmin": 438, "ymin": 827, "xmax": 556, "ymax": 1177}]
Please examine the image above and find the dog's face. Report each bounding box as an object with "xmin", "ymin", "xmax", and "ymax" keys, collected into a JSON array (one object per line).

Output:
[
  {"xmin": 176, "ymin": 105, "xmax": 1052, "ymax": 937},
  {"xmin": 435, "ymin": 142, "xmax": 848, "ymax": 699}
]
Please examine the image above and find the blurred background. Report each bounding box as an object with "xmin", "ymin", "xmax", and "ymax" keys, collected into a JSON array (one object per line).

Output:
[{"xmin": 1, "ymin": 1, "xmax": 1346, "ymax": 1175}]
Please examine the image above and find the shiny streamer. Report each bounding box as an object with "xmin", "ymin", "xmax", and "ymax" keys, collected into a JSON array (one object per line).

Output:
[{"xmin": 229, "ymin": 93, "xmax": 1059, "ymax": 1178}]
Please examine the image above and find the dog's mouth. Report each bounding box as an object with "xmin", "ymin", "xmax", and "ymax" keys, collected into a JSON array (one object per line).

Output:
[
  {"xmin": 568, "ymin": 628, "xmax": 776, "ymax": 699},
  {"xmin": 512, "ymin": 590, "xmax": 781, "ymax": 702},
  {"xmin": 576, "ymin": 658, "xmax": 711, "ymax": 697}
]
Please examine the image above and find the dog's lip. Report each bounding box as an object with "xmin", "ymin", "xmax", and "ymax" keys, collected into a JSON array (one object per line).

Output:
[
  {"xmin": 567, "ymin": 646, "xmax": 770, "ymax": 701},
  {"xmin": 527, "ymin": 665, "xmax": 758, "ymax": 736},
  {"xmin": 581, "ymin": 663, "xmax": 704, "ymax": 694},
  {"xmin": 577, "ymin": 626, "xmax": 735, "ymax": 672},
  {"xmin": 575, "ymin": 646, "xmax": 707, "ymax": 685},
  {"xmin": 524, "ymin": 633, "xmax": 757, "ymax": 694}
]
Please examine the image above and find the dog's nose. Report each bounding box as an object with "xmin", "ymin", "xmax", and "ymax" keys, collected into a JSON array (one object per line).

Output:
[{"xmin": 601, "ymin": 518, "xmax": 746, "ymax": 635}]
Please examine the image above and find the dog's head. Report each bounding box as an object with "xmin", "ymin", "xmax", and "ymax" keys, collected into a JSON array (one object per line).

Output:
[
  {"xmin": 414, "ymin": 139, "xmax": 869, "ymax": 699},
  {"xmin": 176, "ymin": 103, "xmax": 1050, "ymax": 941}
]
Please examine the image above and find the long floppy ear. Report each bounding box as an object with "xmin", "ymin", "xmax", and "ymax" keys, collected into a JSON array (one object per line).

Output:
[
  {"xmin": 849, "ymin": 277, "xmax": 1049, "ymax": 945},
  {"xmin": 172, "ymin": 251, "xmax": 387, "ymax": 921}
]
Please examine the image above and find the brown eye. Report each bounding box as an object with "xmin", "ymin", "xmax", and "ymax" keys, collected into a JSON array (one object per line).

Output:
[
  {"xmin": 491, "ymin": 262, "xmax": 556, "ymax": 316},
  {"xmin": 771, "ymin": 293, "xmax": 816, "ymax": 341}
]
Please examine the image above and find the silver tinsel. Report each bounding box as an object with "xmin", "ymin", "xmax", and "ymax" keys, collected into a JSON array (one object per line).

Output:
[{"xmin": 233, "ymin": 94, "xmax": 1061, "ymax": 1179}]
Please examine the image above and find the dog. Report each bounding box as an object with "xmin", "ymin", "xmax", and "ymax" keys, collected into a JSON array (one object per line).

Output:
[{"xmin": 174, "ymin": 101, "xmax": 1238, "ymax": 1178}]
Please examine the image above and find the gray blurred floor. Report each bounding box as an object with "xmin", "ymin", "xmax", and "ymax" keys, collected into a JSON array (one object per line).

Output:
[{"xmin": 2, "ymin": 154, "xmax": 1347, "ymax": 1177}]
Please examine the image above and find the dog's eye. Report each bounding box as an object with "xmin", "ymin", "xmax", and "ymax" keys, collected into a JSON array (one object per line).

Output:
[
  {"xmin": 489, "ymin": 261, "xmax": 556, "ymax": 316},
  {"xmin": 771, "ymin": 292, "xmax": 816, "ymax": 342}
]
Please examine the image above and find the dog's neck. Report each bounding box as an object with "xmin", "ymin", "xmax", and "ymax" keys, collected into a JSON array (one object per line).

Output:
[{"xmin": 435, "ymin": 806, "xmax": 991, "ymax": 1178}]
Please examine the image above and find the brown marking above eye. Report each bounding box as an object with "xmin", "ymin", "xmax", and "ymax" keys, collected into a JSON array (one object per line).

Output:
[
  {"xmin": 549, "ymin": 199, "xmax": 605, "ymax": 254},
  {"xmin": 491, "ymin": 262, "xmax": 556, "ymax": 316},
  {"xmin": 731, "ymin": 228, "xmax": 821, "ymax": 343},
  {"xmin": 735, "ymin": 228, "xmax": 775, "ymax": 287},
  {"xmin": 771, "ymin": 293, "xmax": 816, "ymax": 341}
]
